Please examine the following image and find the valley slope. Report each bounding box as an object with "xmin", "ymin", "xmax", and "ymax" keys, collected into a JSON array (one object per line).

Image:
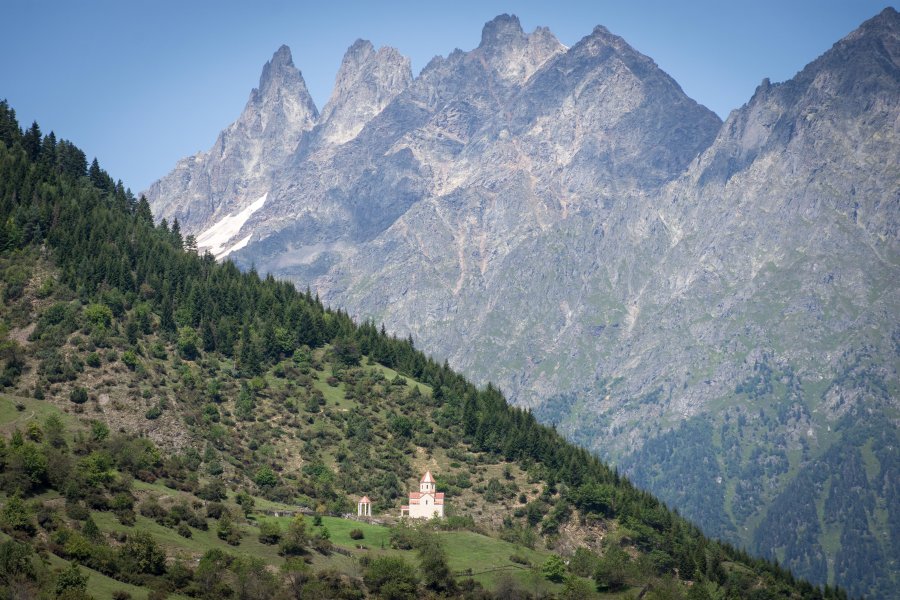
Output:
[{"xmin": 0, "ymin": 101, "xmax": 850, "ymax": 599}]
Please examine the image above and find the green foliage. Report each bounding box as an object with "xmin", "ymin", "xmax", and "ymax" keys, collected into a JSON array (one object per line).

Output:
[
  {"xmin": 69, "ymin": 387, "xmax": 88, "ymax": 404},
  {"xmin": 235, "ymin": 491, "xmax": 255, "ymax": 517},
  {"xmin": 217, "ymin": 512, "xmax": 242, "ymax": 546},
  {"xmin": 1, "ymin": 492, "xmax": 36, "ymax": 535},
  {"xmin": 569, "ymin": 547, "xmax": 600, "ymax": 578},
  {"xmin": 258, "ymin": 520, "xmax": 281, "ymax": 545},
  {"xmin": 197, "ymin": 479, "xmax": 227, "ymax": 501},
  {"xmin": 0, "ymin": 540, "xmax": 35, "ymax": 585},
  {"xmin": 363, "ymin": 556, "xmax": 419, "ymax": 600},
  {"xmin": 85, "ymin": 352, "xmax": 101, "ymax": 368},
  {"xmin": 332, "ymin": 335, "xmax": 361, "ymax": 366},
  {"xmin": 232, "ymin": 555, "xmax": 279, "ymax": 600},
  {"xmin": 254, "ymin": 466, "xmax": 277, "ymax": 488},
  {"xmin": 121, "ymin": 350, "xmax": 138, "ymax": 370},
  {"xmin": 559, "ymin": 576, "xmax": 593, "ymax": 600},
  {"xmin": 279, "ymin": 515, "xmax": 308, "ymax": 557},
  {"xmin": 418, "ymin": 531, "xmax": 455, "ymax": 593},
  {"xmin": 121, "ymin": 530, "xmax": 166, "ymax": 575},
  {"xmin": 594, "ymin": 545, "xmax": 630, "ymax": 592},
  {"xmin": 55, "ymin": 563, "xmax": 89, "ymax": 597},
  {"xmin": 178, "ymin": 326, "xmax": 201, "ymax": 360},
  {"xmin": 541, "ymin": 554, "xmax": 567, "ymax": 582}
]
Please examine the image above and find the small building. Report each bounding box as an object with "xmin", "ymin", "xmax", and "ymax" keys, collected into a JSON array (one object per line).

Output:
[
  {"xmin": 400, "ymin": 471, "xmax": 445, "ymax": 519},
  {"xmin": 357, "ymin": 495, "xmax": 372, "ymax": 518}
]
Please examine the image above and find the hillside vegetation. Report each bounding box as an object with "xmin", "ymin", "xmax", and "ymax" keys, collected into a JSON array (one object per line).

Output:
[{"xmin": 0, "ymin": 101, "xmax": 852, "ymax": 599}]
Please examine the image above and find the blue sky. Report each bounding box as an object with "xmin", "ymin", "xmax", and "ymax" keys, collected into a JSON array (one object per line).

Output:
[{"xmin": 1, "ymin": 0, "xmax": 891, "ymax": 192}]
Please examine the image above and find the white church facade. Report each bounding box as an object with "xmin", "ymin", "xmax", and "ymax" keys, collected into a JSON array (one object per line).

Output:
[{"xmin": 400, "ymin": 471, "xmax": 445, "ymax": 519}]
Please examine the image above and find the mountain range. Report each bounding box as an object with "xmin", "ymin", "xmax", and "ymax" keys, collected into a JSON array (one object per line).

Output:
[{"xmin": 145, "ymin": 9, "xmax": 900, "ymax": 598}]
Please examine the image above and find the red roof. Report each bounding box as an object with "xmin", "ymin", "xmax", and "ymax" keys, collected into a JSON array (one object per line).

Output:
[
  {"xmin": 359, "ymin": 496, "xmax": 371, "ymax": 503},
  {"xmin": 421, "ymin": 471, "xmax": 435, "ymax": 483},
  {"xmin": 409, "ymin": 492, "xmax": 422, "ymax": 499},
  {"xmin": 434, "ymin": 493, "xmax": 444, "ymax": 499}
]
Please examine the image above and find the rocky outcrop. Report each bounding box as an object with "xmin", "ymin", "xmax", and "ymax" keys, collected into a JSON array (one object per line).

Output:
[{"xmin": 317, "ymin": 40, "xmax": 412, "ymax": 146}]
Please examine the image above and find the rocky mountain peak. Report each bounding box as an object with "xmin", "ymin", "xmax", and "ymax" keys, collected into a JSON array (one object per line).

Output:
[
  {"xmin": 476, "ymin": 14, "xmax": 565, "ymax": 82},
  {"xmin": 854, "ymin": 5, "xmax": 899, "ymax": 38},
  {"xmin": 257, "ymin": 45, "xmax": 300, "ymax": 97},
  {"xmin": 317, "ymin": 39, "xmax": 412, "ymax": 145},
  {"xmin": 235, "ymin": 46, "xmax": 318, "ymax": 154},
  {"xmin": 479, "ymin": 13, "xmax": 525, "ymax": 48}
]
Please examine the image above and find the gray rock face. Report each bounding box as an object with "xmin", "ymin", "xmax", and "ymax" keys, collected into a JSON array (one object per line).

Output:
[
  {"xmin": 145, "ymin": 46, "xmax": 317, "ymax": 241},
  {"xmin": 318, "ymin": 40, "xmax": 412, "ymax": 146},
  {"xmin": 145, "ymin": 10, "xmax": 899, "ymax": 597}
]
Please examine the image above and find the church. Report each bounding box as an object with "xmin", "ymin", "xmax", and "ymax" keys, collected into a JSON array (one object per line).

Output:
[{"xmin": 400, "ymin": 471, "xmax": 445, "ymax": 519}]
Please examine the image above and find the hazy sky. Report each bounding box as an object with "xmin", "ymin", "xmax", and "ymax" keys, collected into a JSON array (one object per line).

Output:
[{"xmin": 1, "ymin": 0, "xmax": 891, "ymax": 192}]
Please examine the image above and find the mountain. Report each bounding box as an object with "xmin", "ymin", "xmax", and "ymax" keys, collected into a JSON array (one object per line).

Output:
[
  {"xmin": 144, "ymin": 10, "xmax": 900, "ymax": 598},
  {"xmin": 0, "ymin": 102, "xmax": 848, "ymax": 600}
]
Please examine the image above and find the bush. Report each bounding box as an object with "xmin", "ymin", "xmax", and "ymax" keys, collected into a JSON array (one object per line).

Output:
[
  {"xmin": 569, "ymin": 547, "xmax": 599, "ymax": 578},
  {"xmin": 197, "ymin": 480, "xmax": 227, "ymax": 501},
  {"xmin": 121, "ymin": 530, "xmax": 166, "ymax": 575},
  {"xmin": 542, "ymin": 554, "xmax": 566, "ymax": 583},
  {"xmin": 594, "ymin": 546, "xmax": 630, "ymax": 592},
  {"xmin": 55, "ymin": 563, "xmax": 88, "ymax": 597},
  {"xmin": 364, "ymin": 556, "xmax": 418, "ymax": 600},
  {"xmin": 258, "ymin": 521, "xmax": 281, "ymax": 545},
  {"xmin": 121, "ymin": 350, "xmax": 138, "ymax": 370},
  {"xmin": 509, "ymin": 553, "xmax": 530, "ymax": 566},
  {"xmin": 69, "ymin": 387, "xmax": 89, "ymax": 404},
  {"xmin": 254, "ymin": 466, "xmax": 278, "ymax": 488},
  {"xmin": 349, "ymin": 528, "xmax": 364, "ymax": 540},
  {"xmin": 278, "ymin": 516, "xmax": 308, "ymax": 557},
  {"xmin": 205, "ymin": 502, "xmax": 225, "ymax": 519},
  {"xmin": 0, "ymin": 493, "xmax": 36, "ymax": 536}
]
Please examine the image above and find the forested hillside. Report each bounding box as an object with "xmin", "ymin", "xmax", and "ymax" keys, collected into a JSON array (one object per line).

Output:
[{"xmin": 0, "ymin": 100, "xmax": 852, "ymax": 599}]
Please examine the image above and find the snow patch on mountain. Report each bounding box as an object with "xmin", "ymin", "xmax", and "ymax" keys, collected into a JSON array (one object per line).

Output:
[{"xmin": 196, "ymin": 193, "xmax": 268, "ymax": 259}]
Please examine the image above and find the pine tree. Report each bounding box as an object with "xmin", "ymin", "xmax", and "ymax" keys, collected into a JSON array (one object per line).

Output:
[
  {"xmin": 22, "ymin": 121, "xmax": 41, "ymax": 161},
  {"xmin": 135, "ymin": 195, "xmax": 153, "ymax": 224}
]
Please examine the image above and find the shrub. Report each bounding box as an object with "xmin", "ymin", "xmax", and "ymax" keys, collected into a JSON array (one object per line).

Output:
[
  {"xmin": 594, "ymin": 546, "xmax": 630, "ymax": 592},
  {"xmin": 364, "ymin": 556, "xmax": 418, "ymax": 600},
  {"xmin": 349, "ymin": 528, "xmax": 364, "ymax": 540},
  {"xmin": 278, "ymin": 516, "xmax": 308, "ymax": 557},
  {"xmin": 205, "ymin": 502, "xmax": 225, "ymax": 519},
  {"xmin": 121, "ymin": 530, "xmax": 166, "ymax": 575},
  {"xmin": 0, "ymin": 493, "xmax": 36, "ymax": 536},
  {"xmin": 258, "ymin": 521, "xmax": 281, "ymax": 545},
  {"xmin": 122, "ymin": 350, "xmax": 138, "ymax": 370},
  {"xmin": 197, "ymin": 480, "xmax": 227, "ymax": 501},
  {"xmin": 509, "ymin": 553, "xmax": 531, "ymax": 566},
  {"xmin": 542, "ymin": 554, "xmax": 566, "ymax": 582},
  {"xmin": 254, "ymin": 466, "xmax": 278, "ymax": 488},
  {"xmin": 55, "ymin": 563, "xmax": 88, "ymax": 597},
  {"xmin": 69, "ymin": 387, "xmax": 89, "ymax": 404}
]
